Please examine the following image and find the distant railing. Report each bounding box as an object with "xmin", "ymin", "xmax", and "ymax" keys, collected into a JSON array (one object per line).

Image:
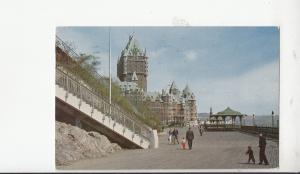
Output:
[
  {"xmin": 240, "ymin": 126, "xmax": 279, "ymax": 139},
  {"xmin": 206, "ymin": 124, "xmax": 241, "ymax": 128},
  {"xmin": 56, "ymin": 64, "xmax": 152, "ymax": 142},
  {"xmin": 56, "ymin": 36, "xmax": 79, "ymax": 60},
  {"xmin": 205, "ymin": 124, "xmax": 241, "ymax": 131},
  {"xmin": 55, "ymin": 36, "xmax": 106, "ymax": 84}
]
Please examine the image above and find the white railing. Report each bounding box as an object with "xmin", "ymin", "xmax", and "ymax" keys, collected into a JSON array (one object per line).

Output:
[{"xmin": 56, "ymin": 67, "xmax": 152, "ymax": 141}]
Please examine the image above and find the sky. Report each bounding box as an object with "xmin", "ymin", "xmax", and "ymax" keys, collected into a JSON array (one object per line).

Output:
[{"xmin": 56, "ymin": 27, "xmax": 280, "ymax": 115}]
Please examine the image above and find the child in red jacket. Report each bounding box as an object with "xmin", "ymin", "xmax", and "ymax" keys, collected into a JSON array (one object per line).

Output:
[{"xmin": 181, "ymin": 137, "xmax": 186, "ymax": 150}]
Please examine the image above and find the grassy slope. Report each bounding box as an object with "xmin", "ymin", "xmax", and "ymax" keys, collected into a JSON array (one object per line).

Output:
[{"xmin": 57, "ymin": 48, "xmax": 161, "ymax": 131}]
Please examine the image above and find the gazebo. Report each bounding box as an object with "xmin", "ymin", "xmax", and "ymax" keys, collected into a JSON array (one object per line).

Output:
[{"xmin": 210, "ymin": 107, "xmax": 246, "ymax": 127}]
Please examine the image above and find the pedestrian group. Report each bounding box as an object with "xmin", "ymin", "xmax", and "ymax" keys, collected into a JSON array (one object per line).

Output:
[
  {"xmin": 167, "ymin": 125, "xmax": 270, "ymax": 166},
  {"xmin": 168, "ymin": 125, "xmax": 204, "ymax": 150},
  {"xmin": 245, "ymin": 133, "xmax": 269, "ymax": 165}
]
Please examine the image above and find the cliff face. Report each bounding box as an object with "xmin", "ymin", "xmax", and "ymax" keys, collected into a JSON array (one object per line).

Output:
[{"xmin": 55, "ymin": 121, "xmax": 122, "ymax": 166}]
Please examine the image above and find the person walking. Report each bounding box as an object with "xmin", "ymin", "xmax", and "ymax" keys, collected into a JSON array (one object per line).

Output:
[
  {"xmin": 168, "ymin": 128, "xmax": 172, "ymax": 144},
  {"xmin": 199, "ymin": 125, "xmax": 204, "ymax": 136},
  {"xmin": 186, "ymin": 127, "xmax": 194, "ymax": 150},
  {"xmin": 245, "ymin": 146, "xmax": 255, "ymax": 164},
  {"xmin": 204, "ymin": 122, "xmax": 208, "ymax": 131},
  {"xmin": 181, "ymin": 137, "xmax": 186, "ymax": 150},
  {"xmin": 258, "ymin": 133, "xmax": 269, "ymax": 165},
  {"xmin": 201, "ymin": 125, "xmax": 205, "ymax": 135},
  {"xmin": 174, "ymin": 128, "xmax": 179, "ymax": 144}
]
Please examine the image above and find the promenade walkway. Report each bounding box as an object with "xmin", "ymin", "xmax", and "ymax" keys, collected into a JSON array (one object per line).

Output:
[{"xmin": 59, "ymin": 127, "xmax": 278, "ymax": 170}]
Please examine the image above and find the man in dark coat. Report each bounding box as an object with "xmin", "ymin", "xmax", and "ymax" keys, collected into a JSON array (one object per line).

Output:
[
  {"xmin": 258, "ymin": 133, "xmax": 269, "ymax": 165},
  {"xmin": 173, "ymin": 128, "xmax": 179, "ymax": 144},
  {"xmin": 186, "ymin": 127, "xmax": 194, "ymax": 150}
]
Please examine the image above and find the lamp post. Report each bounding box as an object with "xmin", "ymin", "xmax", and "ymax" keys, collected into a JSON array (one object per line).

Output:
[
  {"xmin": 108, "ymin": 27, "xmax": 112, "ymax": 122},
  {"xmin": 272, "ymin": 110, "xmax": 274, "ymax": 128},
  {"xmin": 252, "ymin": 113, "xmax": 256, "ymax": 126}
]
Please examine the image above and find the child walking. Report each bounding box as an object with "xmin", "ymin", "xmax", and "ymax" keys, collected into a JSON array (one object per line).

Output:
[
  {"xmin": 246, "ymin": 146, "xmax": 255, "ymax": 164},
  {"xmin": 181, "ymin": 137, "xmax": 186, "ymax": 150},
  {"xmin": 168, "ymin": 129, "xmax": 172, "ymax": 144}
]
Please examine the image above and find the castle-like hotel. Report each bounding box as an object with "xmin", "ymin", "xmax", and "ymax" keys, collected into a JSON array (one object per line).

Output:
[{"xmin": 117, "ymin": 35, "xmax": 197, "ymax": 126}]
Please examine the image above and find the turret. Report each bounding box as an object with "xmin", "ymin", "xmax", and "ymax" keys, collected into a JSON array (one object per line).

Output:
[{"xmin": 117, "ymin": 34, "xmax": 149, "ymax": 92}]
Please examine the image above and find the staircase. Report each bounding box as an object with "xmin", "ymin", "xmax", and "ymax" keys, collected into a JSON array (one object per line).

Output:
[{"xmin": 55, "ymin": 36, "xmax": 158, "ymax": 149}]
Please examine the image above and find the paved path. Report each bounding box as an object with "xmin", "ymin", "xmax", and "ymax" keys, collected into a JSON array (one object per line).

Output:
[{"xmin": 58, "ymin": 127, "xmax": 278, "ymax": 170}]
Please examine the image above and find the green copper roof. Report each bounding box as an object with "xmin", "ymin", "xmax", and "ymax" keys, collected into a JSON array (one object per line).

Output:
[
  {"xmin": 216, "ymin": 107, "xmax": 242, "ymax": 115},
  {"xmin": 170, "ymin": 81, "xmax": 178, "ymax": 91},
  {"xmin": 121, "ymin": 34, "xmax": 145, "ymax": 57},
  {"xmin": 182, "ymin": 85, "xmax": 191, "ymax": 95}
]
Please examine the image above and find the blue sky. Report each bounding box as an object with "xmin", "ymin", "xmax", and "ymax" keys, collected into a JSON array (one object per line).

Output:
[{"xmin": 56, "ymin": 27, "xmax": 279, "ymax": 115}]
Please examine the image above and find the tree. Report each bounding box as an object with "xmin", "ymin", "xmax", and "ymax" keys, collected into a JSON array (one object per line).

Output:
[{"xmin": 78, "ymin": 53, "xmax": 101, "ymax": 73}]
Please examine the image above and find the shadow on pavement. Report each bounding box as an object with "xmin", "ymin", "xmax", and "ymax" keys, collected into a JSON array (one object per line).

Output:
[{"xmin": 238, "ymin": 162, "xmax": 256, "ymax": 165}]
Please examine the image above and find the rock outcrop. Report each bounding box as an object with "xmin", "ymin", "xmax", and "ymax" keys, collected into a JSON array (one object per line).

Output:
[{"xmin": 56, "ymin": 121, "xmax": 122, "ymax": 166}]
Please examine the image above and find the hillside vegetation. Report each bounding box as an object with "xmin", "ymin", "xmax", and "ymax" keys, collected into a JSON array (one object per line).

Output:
[{"xmin": 56, "ymin": 46, "xmax": 161, "ymax": 131}]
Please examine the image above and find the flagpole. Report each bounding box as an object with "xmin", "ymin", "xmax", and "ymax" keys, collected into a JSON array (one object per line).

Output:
[{"xmin": 109, "ymin": 27, "xmax": 112, "ymax": 120}]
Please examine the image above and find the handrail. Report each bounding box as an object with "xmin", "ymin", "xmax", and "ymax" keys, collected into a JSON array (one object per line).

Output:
[
  {"xmin": 56, "ymin": 35, "xmax": 150, "ymax": 129},
  {"xmin": 56, "ymin": 36, "xmax": 79, "ymax": 61},
  {"xmin": 55, "ymin": 35, "xmax": 106, "ymax": 82},
  {"xmin": 55, "ymin": 35, "xmax": 153, "ymax": 141},
  {"xmin": 56, "ymin": 67, "xmax": 152, "ymax": 141}
]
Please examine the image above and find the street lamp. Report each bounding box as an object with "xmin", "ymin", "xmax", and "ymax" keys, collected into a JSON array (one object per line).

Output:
[
  {"xmin": 108, "ymin": 27, "xmax": 112, "ymax": 123},
  {"xmin": 252, "ymin": 113, "xmax": 256, "ymax": 126},
  {"xmin": 272, "ymin": 110, "xmax": 274, "ymax": 128}
]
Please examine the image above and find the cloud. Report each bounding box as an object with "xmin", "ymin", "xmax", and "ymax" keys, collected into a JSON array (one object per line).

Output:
[
  {"xmin": 193, "ymin": 60, "xmax": 279, "ymax": 115},
  {"xmin": 148, "ymin": 48, "xmax": 167, "ymax": 60},
  {"xmin": 183, "ymin": 50, "xmax": 198, "ymax": 61},
  {"xmin": 148, "ymin": 48, "xmax": 279, "ymax": 115},
  {"xmin": 147, "ymin": 48, "xmax": 176, "ymax": 91},
  {"xmin": 56, "ymin": 27, "xmax": 279, "ymax": 115}
]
